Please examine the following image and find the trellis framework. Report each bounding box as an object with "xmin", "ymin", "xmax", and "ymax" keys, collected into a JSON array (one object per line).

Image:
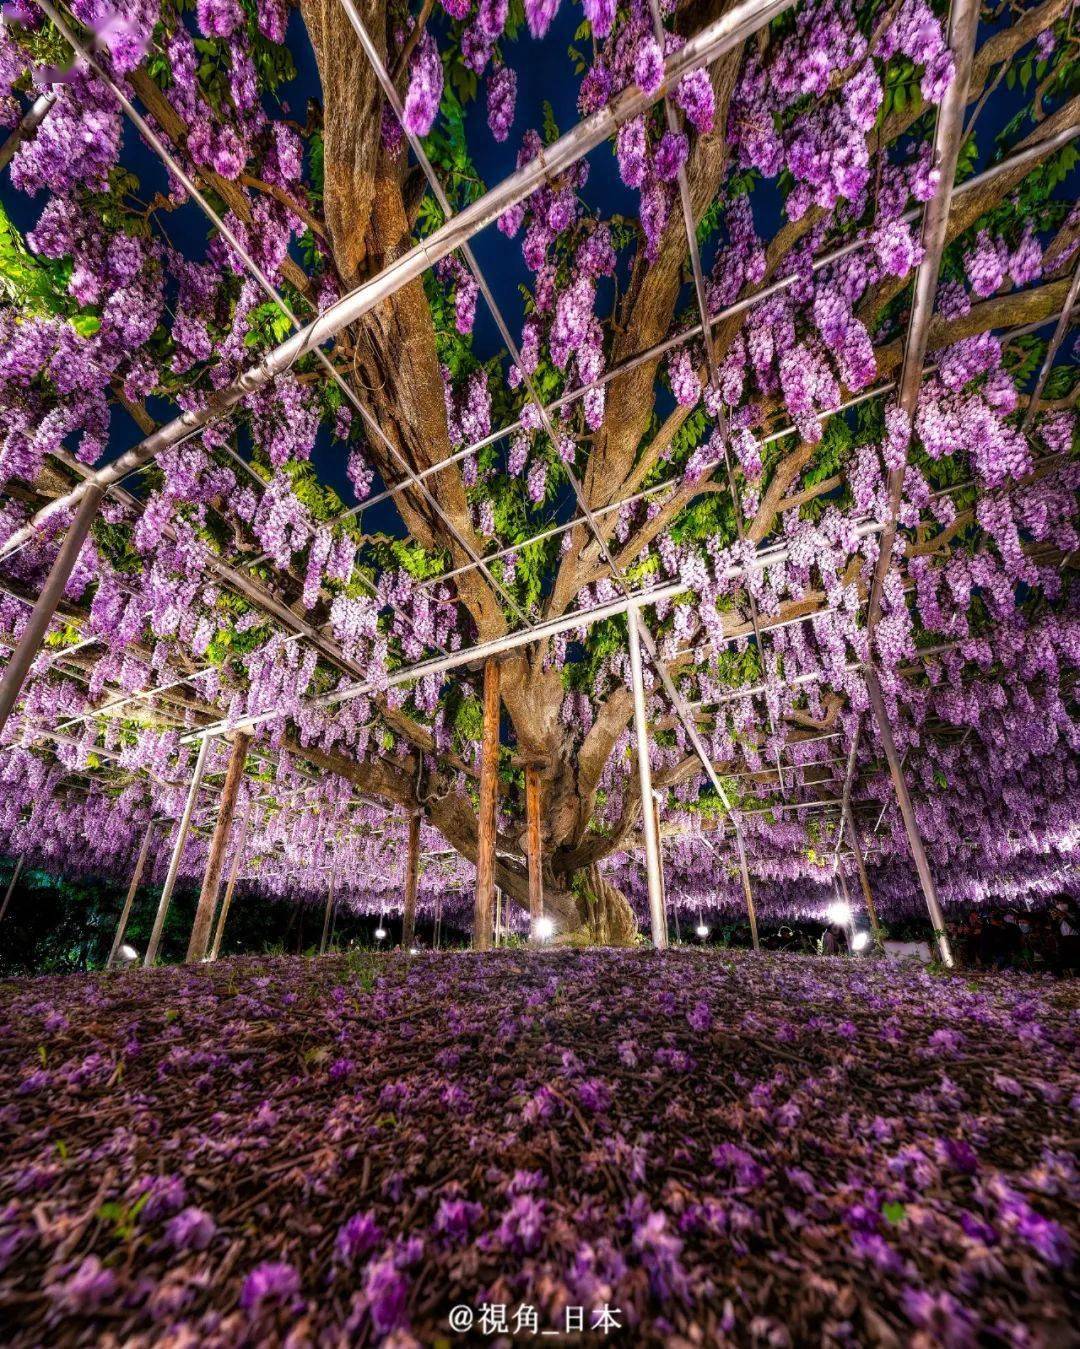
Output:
[{"xmin": 0, "ymin": 0, "xmax": 1076, "ymax": 959}]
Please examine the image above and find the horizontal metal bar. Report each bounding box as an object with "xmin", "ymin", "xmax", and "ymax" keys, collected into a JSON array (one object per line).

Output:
[{"xmin": 183, "ymin": 520, "xmax": 884, "ymax": 741}]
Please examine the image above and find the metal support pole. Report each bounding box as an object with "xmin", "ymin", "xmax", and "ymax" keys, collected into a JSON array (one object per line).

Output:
[
  {"xmin": 0, "ymin": 91, "xmax": 55, "ymax": 172},
  {"xmin": 473, "ymin": 658, "xmax": 500, "ymax": 951},
  {"xmin": 846, "ymin": 804, "xmax": 883, "ymax": 944},
  {"xmin": 319, "ymin": 875, "xmax": 336, "ymax": 956},
  {"xmin": 402, "ymin": 812, "xmax": 420, "ymax": 950},
  {"xmin": 494, "ymin": 886, "xmax": 502, "ymax": 947},
  {"xmin": 525, "ymin": 763, "xmax": 544, "ymax": 937},
  {"xmin": 328, "ymin": 881, "xmax": 341, "ymax": 950},
  {"xmin": 865, "ymin": 668, "xmax": 953, "ymax": 967},
  {"xmin": 628, "ymin": 608, "xmax": 667, "ymax": 950},
  {"xmin": 0, "ymin": 854, "xmax": 25, "ymax": 925},
  {"xmin": 867, "ymin": 0, "xmax": 980, "ymax": 629},
  {"xmin": 1021, "ymin": 255, "xmax": 1080, "ymax": 431},
  {"xmin": 186, "ymin": 732, "xmax": 250, "ymax": 962},
  {"xmin": 0, "ymin": 484, "xmax": 103, "ymax": 739},
  {"xmin": 144, "ymin": 736, "xmax": 211, "ymax": 966},
  {"xmin": 652, "ymin": 792, "xmax": 669, "ymax": 944},
  {"xmin": 209, "ymin": 809, "xmax": 248, "ymax": 961},
  {"xmin": 107, "ymin": 822, "xmax": 153, "ymax": 967},
  {"xmin": 734, "ymin": 827, "xmax": 761, "ymax": 952}
]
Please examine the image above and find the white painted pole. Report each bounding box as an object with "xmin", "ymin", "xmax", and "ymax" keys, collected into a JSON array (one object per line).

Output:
[
  {"xmin": 628, "ymin": 607, "xmax": 667, "ymax": 949},
  {"xmin": 144, "ymin": 737, "xmax": 211, "ymax": 966}
]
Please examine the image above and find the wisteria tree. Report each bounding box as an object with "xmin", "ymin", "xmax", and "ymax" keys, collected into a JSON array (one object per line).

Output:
[{"xmin": 0, "ymin": 0, "xmax": 1076, "ymax": 942}]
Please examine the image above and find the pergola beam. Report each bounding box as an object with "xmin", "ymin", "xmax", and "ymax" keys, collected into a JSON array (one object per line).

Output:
[
  {"xmin": 0, "ymin": 90, "xmax": 55, "ymax": 171},
  {"xmin": 184, "ymin": 521, "xmax": 882, "ymax": 740},
  {"xmin": 866, "ymin": 669, "xmax": 953, "ymax": 966},
  {"xmin": 0, "ymin": 855, "xmax": 25, "ymax": 926},
  {"xmin": 319, "ymin": 874, "xmax": 336, "ymax": 956},
  {"xmin": 1020, "ymin": 254, "xmax": 1080, "ymax": 432},
  {"xmin": 832, "ymin": 0, "xmax": 979, "ymax": 946},
  {"xmin": 30, "ymin": 0, "xmax": 526, "ymax": 630}
]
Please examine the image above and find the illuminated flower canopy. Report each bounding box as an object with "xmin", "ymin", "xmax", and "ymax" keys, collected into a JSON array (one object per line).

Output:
[{"xmin": 0, "ymin": 0, "xmax": 1076, "ymax": 937}]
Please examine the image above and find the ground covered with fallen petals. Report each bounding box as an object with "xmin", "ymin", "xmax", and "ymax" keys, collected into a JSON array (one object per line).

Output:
[{"xmin": 0, "ymin": 950, "xmax": 1077, "ymax": 1347}]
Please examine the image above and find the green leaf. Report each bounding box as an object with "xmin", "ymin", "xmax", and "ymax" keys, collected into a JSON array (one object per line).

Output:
[
  {"xmin": 541, "ymin": 100, "xmax": 560, "ymax": 145},
  {"xmin": 71, "ymin": 313, "xmax": 101, "ymax": 338},
  {"xmin": 882, "ymin": 1201, "xmax": 907, "ymax": 1225}
]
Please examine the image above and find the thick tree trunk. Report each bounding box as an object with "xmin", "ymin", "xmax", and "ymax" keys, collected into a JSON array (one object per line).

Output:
[{"xmin": 567, "ymin": 866, "xmax": 639, "ymax": 947}]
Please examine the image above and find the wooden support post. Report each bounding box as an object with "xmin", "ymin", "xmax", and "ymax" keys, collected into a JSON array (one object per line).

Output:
[
  {"xmin": 866, "ymin": 668, "xmax": 953, "ymax": 966},
  {"xmin": 209, "ymin": 811, "xmax": 248, "ymax": 961},
  {"xmin": 0, "ymin": 485, "xmax": 103, "ymax": 739},
  {"xmin": 319, "ymin": 875, "xmax": 336, "ymax": 956},
  {"xmin": 107, "ymin": 822, "xmax": 153, "ymax": 968},
  {"xmin": 494, "ymin": 886, "xmax": 502, "ymax": 946},
  {"xmin": 144, "ymin": 736, "xmax": 210, "ymax": 966},
  {"xmin": 186, "ymin": 732, "xmax": 250, "ymax": 963},
  {"xmin": 525, "ymin": 763, "xmax": 544, "ymax": 937},
  {"xmin": 402, "ymin": 812, "xmax": 420, "ymax": 951},
  {"xmin": 0, "ymin": 854, "xmax": 25, "ymax": 925},
  {"xmin": 473, "ymin": 657, "xmax": 500, "ymax": 951},
  {"xmin": 845, "ymin": 806, "xmax": 883, "ymax": 944}
]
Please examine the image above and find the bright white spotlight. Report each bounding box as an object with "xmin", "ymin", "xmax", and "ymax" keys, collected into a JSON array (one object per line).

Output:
[
  {"xmin": 851, "ymin": 931, "xmax": 870, "ymax": 952},
  {"xmin": 408, "ymin": 946, "xmax": 420, "ymax": 956},
  {"xmin": 115, "ymin": 944, "xmax": 139, "ymax": 967},
  {"xmin": 826, "ymin": 900, "xmax": 852, "ymax": 927},
  {"xmin": 696, "ymin": 923, "xmax": 710, "ymax": 939},
  {"xmin": 374, "ymin": 927, "xmax": 387, "ymax": 941},
  {"xmin": 534, "ymin": 916, "xmax": 555, "ymax": 941}
]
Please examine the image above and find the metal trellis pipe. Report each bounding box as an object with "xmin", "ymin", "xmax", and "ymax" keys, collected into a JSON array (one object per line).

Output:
[
  {"xmin": 183, "ymin": 520, "xmax": 883, "ymax": 740},
  {"xmin": 628, "ymin": 606, "xmax": 667, "ymax": 949},
  {"xmin": 0, "ymin": 483, "xmax": 104, "ymax": 740},
  {"xmin": 144, "ymin": 735, "xmax": 211, "ymax": 967}
]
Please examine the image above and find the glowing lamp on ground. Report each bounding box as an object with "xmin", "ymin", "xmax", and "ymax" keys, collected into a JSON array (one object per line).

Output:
[
  {"xmin": 851, "ymin": 931, "xmax": 870, "ymax": 952},
  {"xmin": 534, "ymin": 916, "xmax": 555, "ymax": 941},
  {"xmin": 826, "ymin": 900, "xmax": 852, "ymax": 927},
  {"xmin": 696, "ymin": 924, "xmax": 710, "ymax": 939},
  {"xmin": 374, "ymin": 927, "xmax": 387, "ymax": 941}
]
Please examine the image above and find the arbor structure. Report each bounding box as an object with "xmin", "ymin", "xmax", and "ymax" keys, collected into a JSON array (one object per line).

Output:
[{"xmin": 0, "ymin": 0, "xmax": 1076, "ymax": 954}]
